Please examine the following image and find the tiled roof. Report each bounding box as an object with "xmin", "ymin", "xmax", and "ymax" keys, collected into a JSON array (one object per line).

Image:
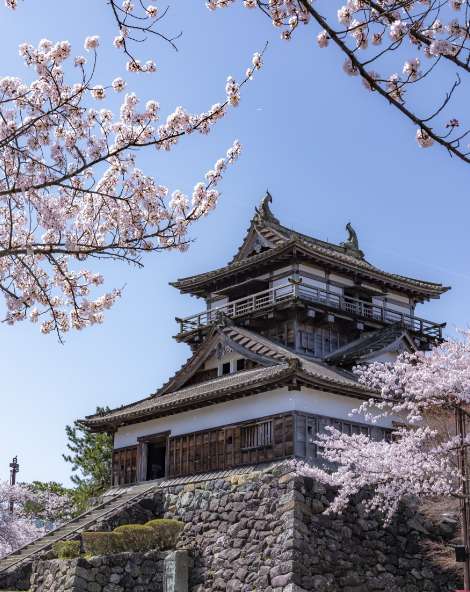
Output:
[
  {"xmin": 81, "ymin": 326, "xmax": 372, "ymax": 430},
  {"xmin": 223, "ymin": 324, "xmax": 363, "ymax": 387},
  {"xmin": 81, "ymin": 364, "xmax": 292, "ymax": 429},
  {"xmin": 171, "ymin": 198, "xmax": 448, "ymax": 298},
  {"xmin": 325, "ymin": 323, "xmax": 414, "ymax": 366}
]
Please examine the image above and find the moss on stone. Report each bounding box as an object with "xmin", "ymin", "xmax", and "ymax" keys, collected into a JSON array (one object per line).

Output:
[
  {"xmin": 52, "ymin": 540, "xmax": 81, "ymax": 560},
  {"xmin": 145, "ymin": 519, "xmax": 184, "ymax": 550}
]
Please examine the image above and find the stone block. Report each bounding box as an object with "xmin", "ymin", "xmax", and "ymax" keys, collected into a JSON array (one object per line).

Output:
[{"xmin": 164, "ymin": 550, "xmax": 190, "ymax": 592}]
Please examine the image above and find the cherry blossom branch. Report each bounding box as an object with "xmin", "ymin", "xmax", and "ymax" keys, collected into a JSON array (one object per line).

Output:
[
  {"xmin": 291, "ymin": 332, "xmax": 470, "ymax": 523},
  {"xmin": 107, "ymin": 0, "xmax": 182, "ymax": 70},
  {"xmin": 0, "ymin": 31, "xmax": 265, "ymax": 337},
  {"xmin": 209, "ymin": 0, "xmax": 470, "ymax": 165}
]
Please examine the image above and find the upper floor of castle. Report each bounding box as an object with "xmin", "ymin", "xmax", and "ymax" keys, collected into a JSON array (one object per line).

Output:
[{"xmin": 171, "ymin": 193, "xmax": 449, "ymax": 361}]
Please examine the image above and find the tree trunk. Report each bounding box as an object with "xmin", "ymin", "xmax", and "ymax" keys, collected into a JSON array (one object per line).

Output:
[{"xmin": 457, "ymin": 407, "xmax": 470, "ymax": 589}]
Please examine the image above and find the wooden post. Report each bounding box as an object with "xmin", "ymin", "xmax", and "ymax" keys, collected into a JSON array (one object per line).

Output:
[
  {"xmin": 456, "ymin": 407, "xmax": 470, "ymax": 589},
  {"xmin": 9, "ymin": 456, "xmax": 19, "ymax": 513}
]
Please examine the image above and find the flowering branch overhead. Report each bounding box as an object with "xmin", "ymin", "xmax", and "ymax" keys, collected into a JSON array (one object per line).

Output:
[
  {"xmin": 207, "ymin": 0, "xmax": 470, "ymax": 165},
  {"xmin": 0, "ymin": 20, "xmax": 265, "ymax": 338},
  {"xmin": 107, "ymin": 0, "xmax": 182, "ymax": 72},
  {"xmin": 7, "ymin": 1, "xmax": 180, "ymax": 72}
]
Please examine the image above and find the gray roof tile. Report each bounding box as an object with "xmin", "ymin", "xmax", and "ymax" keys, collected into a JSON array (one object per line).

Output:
[{"xmin": 81, "ymin": 325, "xmax": 371, "ymax": 430}]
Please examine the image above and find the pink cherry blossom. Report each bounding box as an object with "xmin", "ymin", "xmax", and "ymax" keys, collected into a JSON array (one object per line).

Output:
[
  {"xmin": 206, "ymin": 0, "xmax": 470, "ymax": 167},
  {"xmin": 294, "ymin": 332, "xmax": 470, "ymax": 523},
  {"xmin": 0, "ymin": 32, "xmax": 264, "ymax": 338},
  {"xmin": 0, "ymin": 482, "xmax": 71, "ymax": 558}
]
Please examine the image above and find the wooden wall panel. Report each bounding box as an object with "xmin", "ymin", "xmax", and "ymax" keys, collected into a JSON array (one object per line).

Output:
[
  {"xmin": 112, "ymin": 445, "xmax": 137, "ymax": 486},
  {"xmin": 167, "ymin": 412, "xmax": 295, "ymax": 479}
]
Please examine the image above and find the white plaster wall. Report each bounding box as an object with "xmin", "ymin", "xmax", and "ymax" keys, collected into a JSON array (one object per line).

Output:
[
  {"xmin": 272, "ymin": 277, "xmax": 291, "ymax": 289},
  {"xmin": 299, "ymin": 276, "xmax": 327, "ymax": 290},
  {"xmin": 114, "ymin": 387, "xmax": 393, "ymax": 449},
  {"xmin": 299, "ymin": 264, "xmax": 326, "ymax": 278},
  {"xmin": 329, "ymin": 273, "xmax": 354, "ymax": 287},
  {"xmin": 385, "ymin": 301, "xmax": 412, "ymax": 315},
  {"xmin": 387, "ymin": 291, "xmax": 411, "ymax": 305},
  {"xmin": 327, "ymin": 283, "xmax": 342, "ymax": 295}
]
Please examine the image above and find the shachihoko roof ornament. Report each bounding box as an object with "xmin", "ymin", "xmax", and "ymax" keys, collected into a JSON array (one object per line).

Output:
[
  {"xmin": 340, "ymin": 222, "xmax": 365, "ymax": 260},
  {"xmin": 170, "ymin": 193, "xmax": 450, "ymax": 300},
  {"xmin": 254, "ymin": 190, "xmax": 280, "ymax": 224}
]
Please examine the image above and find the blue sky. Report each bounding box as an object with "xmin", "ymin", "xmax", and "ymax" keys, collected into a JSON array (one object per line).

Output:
[{"xmin": 0, "ymin": 1, "xmax": 469, "ymax": 485}]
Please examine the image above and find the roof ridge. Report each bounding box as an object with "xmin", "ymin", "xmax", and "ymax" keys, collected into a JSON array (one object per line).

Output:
[
  {"xmin": 223, "ymin": 325, "xmax": 297, "ymax": 361},
  {"xmin": 163, "ymin": 363, "xmax": 288, "ymax": 398}
]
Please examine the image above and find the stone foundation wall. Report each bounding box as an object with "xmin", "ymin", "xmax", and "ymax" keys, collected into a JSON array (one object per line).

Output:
[
  {"xmin": 0, "ymin": 562, "xmax": 32, "ymax": 591},
  {"xmin": 155, "ymin": 466, "xmax": 461, "ymax": 592},
  {"xmin": 291, "ymin": 476, "xmax": 459, "ymax": 592},
  {"xmin": 0, "ymin": 465, "xmax": 463, "ymax": 591},
  {"xmin": 30, "ymin": 550, "xmax": 170, "ymax": 592}
]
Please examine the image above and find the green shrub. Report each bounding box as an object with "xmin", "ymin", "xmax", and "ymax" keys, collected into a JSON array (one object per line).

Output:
[
  {"xmin": 53, "ymin": 540, "xmax": 81, "ymax": 559},
  {"xmin": 113, "ymin": 524, "xmax": 156, "ymax": 552},
  {"xmin": 82, "ymin": 531, "xmax": 124, "ymax": 556},
  {"xmin": 145, "ymin": 519, "xmax": 184, "ymax": 550}
]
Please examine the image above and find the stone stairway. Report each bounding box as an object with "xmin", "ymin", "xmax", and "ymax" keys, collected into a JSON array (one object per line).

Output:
[{"xmin": 0, "ymin": 482, "xmax": 157, "ymax": 580}]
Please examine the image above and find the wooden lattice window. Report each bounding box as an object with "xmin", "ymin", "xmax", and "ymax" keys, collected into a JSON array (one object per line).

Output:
[{"xmin": 241, "ymin": 420, "xmax": 273, "ymax": 450}]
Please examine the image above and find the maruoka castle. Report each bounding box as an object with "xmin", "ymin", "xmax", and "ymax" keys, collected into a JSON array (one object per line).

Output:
[
  {"xmin": 83, "ymin": 193, "xmax": 448, "ymax": 485},
  {"xmin": 1, "ymin": 195, "xmax": 460, "ymax": 592}
]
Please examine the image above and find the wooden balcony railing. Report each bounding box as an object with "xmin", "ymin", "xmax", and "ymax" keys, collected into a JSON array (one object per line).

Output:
[{"xmin": 177, "ymin": 283, "xmax": 444, "ymax": 339}]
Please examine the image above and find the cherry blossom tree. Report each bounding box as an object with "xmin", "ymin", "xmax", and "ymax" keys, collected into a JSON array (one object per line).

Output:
[
  {"xmin": 208, "ymin": 0, "xmax": 470, "ymax": 164},
  {"xmin": 0, "ymin": 481, "xmax": 71, "ymax": 558},
  {"xmin": 0, "ymin": 2, "xmax": 265, "ymax": 340},
  {"xmin": 293, "ymin": 332, "xmax": 470, "ymax": 585}
]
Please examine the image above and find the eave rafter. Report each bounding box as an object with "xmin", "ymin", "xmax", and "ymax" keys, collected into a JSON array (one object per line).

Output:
[
  {"xmin": 82, "ymin": 365, "xmax": 373, "ymax": 433},
  {"xmin": 172, "ymin": 239, "xmax": 448, "ymax": 301}
]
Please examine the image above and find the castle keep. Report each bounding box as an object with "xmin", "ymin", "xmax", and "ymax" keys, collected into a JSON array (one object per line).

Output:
[
  {"xmin": 81, "ymin": 194, "xmax": 448, "ymax": 487},
  {"xmin": 0, "ymin": 195, "xmax": 459, "ymax": 592}
]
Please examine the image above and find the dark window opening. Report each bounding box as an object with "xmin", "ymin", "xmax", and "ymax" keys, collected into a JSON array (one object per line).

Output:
[
  {"xmin": 222, "ymin": 362, "xmax": 231, "ymax": 375},
  {"xmin": 146, "ymin": 442, "xmax": 166, "ymax": 480},
  {"xmin": 236, "ymin": 358, "xmax": 246, "ymax": 371}
]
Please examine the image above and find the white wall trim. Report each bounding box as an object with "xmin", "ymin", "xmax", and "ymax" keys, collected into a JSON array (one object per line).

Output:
[{"xmin": 113, "ymin": 387, "xmax": 393, "ymax": 449}]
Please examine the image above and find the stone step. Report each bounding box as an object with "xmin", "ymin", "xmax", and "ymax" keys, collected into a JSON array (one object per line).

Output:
[{"xmin": 0, "ymin": 483, "xmax": 159, "ymax": 575}]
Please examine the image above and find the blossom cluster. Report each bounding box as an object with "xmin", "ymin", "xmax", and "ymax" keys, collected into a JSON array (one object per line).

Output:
[
  {"xmin": 7, "ymin": 1, "xmax": 166, "ymax": 73},
  {"xmin": 0, "ymin": 36, "xmax": 262, "ymax": 336},
  {"xmin": 0, "ymin": 482, "xmax": 71, "ymax": 559},
  {"xmin": 208, "ymin": 0, "xmax": 469, "ymax": 155},
  {"xmin": 292, "ymin": 332, "xmax": 470, "ymax": 522}
]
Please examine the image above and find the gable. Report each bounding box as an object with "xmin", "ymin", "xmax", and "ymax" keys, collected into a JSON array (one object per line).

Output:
[
  {"xmin": 155, "ymin": 328, "xmax": 280, "ymax": 397},
  {"xmin": 234, "ymin": 226, "xmax": 275, "ymax": 261},
  {"xmin": 361, "ymin": 334, "xmax": 415, "ymax": 364}
]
